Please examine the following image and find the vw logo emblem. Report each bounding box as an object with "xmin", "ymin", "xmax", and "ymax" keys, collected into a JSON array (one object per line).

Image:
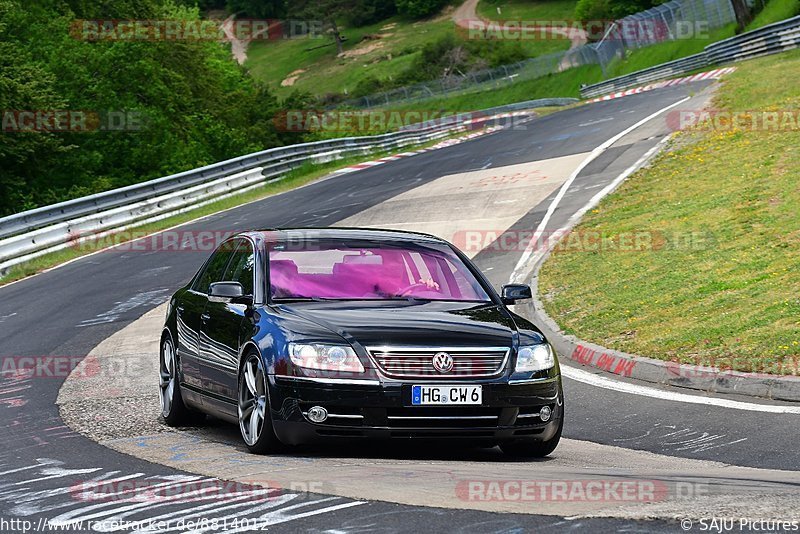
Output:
[{"xmin": 432, "ymin": 352, "xmax": 454, "ymax": 373}]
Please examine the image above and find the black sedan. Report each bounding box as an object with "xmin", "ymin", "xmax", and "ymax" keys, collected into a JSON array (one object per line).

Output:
[{"xmin": 160, "ymin": 228, "xmax": 564, "ymax": 457}]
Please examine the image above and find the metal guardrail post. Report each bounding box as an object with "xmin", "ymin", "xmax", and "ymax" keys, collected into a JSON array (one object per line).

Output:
[
  {"xmin": 579, "ymin": 15, "xmax": 800, "ymax": 98},
  {"xmin": 0, "ymin": 98, "xmax": 577, "ymax": 274}
]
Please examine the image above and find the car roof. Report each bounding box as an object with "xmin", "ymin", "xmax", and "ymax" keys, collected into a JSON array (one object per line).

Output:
[{"xmin": 239, "ymin": 227, "xmax": 446, "ymax": 245}]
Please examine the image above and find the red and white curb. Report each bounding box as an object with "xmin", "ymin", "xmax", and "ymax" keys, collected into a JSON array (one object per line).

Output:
[{"xmin": 586, "ymin": 67, "xmax": 737, "ymax": 104}]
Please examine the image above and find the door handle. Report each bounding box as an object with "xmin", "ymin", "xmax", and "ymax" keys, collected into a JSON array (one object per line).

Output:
[
  {"xmin": 176, "ymin": 306, "xmax": 184, "ymax": 314},
  {"xmin": 201, "ymin": 313, "xmax": 211, "ymax": 323}
]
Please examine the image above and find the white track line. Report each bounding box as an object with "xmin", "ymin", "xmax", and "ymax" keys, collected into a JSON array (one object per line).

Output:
[
  {"xmin": 509, "ymin": 94, "xmax": 800, "ymax": 412},
  {"xmin": 0, "ymin": 132, "xmax": 471, "ymax": 292},
  {"xmin": 510, "ymin": 95, "xmax": 691, "ymax": 281},
  {"xmin": 518, "ymin": 133, "xmax": 674, "ymax": 270},
  {"xmin": 562, "ymin": 365, "xmax": 800, "ymax": 414}
]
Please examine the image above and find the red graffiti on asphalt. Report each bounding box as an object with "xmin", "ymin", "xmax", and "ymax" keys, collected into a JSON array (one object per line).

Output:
[{"xmin": 570, "ymin": 345, "xmax": 636, "ymax": 377}]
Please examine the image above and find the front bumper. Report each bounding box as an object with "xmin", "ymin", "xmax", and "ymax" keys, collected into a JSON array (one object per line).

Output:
[{"xmin": 268, "ymin": 375, "xmax": 563, "ymax": 445}]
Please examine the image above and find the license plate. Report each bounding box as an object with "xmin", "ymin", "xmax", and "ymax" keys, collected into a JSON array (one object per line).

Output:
[{"xmin": 411, "ymin": 385, "xmax": 482, "ymax": 405}]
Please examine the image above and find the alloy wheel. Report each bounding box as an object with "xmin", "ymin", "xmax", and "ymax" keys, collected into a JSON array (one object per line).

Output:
[
  {"xmin": 159, "ymin": 337, "xmax": 176, "ymax": 417},
  {"xmin": 239, "ymin": 354, "xmax": 268, "ymax": 446}
]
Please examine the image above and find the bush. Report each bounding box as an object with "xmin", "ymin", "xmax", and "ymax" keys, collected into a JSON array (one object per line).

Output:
[
  {"xmin": 0, "ymin": 0, "xmax": 295, "ymax": 216},
  {"xmin": 575, "ymin": 0, "xmax": 662, "ymax": 22},
  {"xmin": 395, "ymin": 35, "xmax": 529, "ymax": 86},
  {"xmin": 395, "ymin": 0, "xmax": 448, "ymax": 19},
  {"xmin": 224, "ymin": 0, "xmax": 285, "ymax": 18},
  {"xmin": 347, "ymin": 0, "xmax": 397, "ymax": 26},
  {"xmin": 351, "ymin": 76, "xmax": 395, "ymax": 98}
]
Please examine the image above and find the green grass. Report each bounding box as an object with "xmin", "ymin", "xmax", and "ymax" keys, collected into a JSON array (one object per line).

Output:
[
  {"xmin": 247, "ymin": 16, "xmax": 455, "ymax": 98},
  {"xmin": 245, "ymin": 0, "xmax": 798, "ymax": 102},
  {"xmin": 478, "ymin": 0, "xmax": 578, "ymax": 21},
  {"xmin": 749, "ymin": 0, "xmax": 800, "ymax": 29},
  {"xmin": 0, "ymin": 130, "xmax": 476, "ymax": 287},
  {"xmin": 600, "ymin": 1, "xmax": 799, "ymax": 80},
  {"xmin": 603, "ymin": 25, "xmax": 737, "ymax": 79},
  {"xmin": 246, "ymin": 11, "xmax": 570, "ymax": 100},
  {"xmin": 385, "ymin": 63, "xmax": 602, "ymax": 111},
  {"xmin": 538, "ymin": 49, "xmax": 800, "ymax": 374}
]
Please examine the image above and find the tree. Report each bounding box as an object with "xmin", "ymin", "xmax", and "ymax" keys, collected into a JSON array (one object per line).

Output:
[
  {"xmin": 0, "ymin": 1, "xmax": 71, "ymax": 213},
  {"xmin": 575, "ymin": 0, "xmax": 660, "ymax": 23},
  {"xmin": 729, "ymin": 0, "xmax": 753, "ymax": 31},
  {"xmin": 395, "ymin": 0, "xmax": 447, "ymax": 19},
  {"xmin": 289, "ymin": 0, "xmax": 359, "ymax": 55},
  {"xmin": 0, "ymin": 0, "xmax": 291, "ymax": 216},
  {"xmin": 225, "ymin": 0, "xmax": 285, "ymax": 18},
  {"xmin": 347, "ymin": 0, "xmax": 397, "ymax": 26}
]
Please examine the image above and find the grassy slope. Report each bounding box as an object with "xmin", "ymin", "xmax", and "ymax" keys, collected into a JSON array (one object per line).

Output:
[
  {"xmin": 246, "ymin": 0, "xmax": 798, "ymax": 102},
  {"xmin": 604, "ymin": 26, "xmax": 737, "ymax": 78},
  {"xmin": 604, "ymin": 0, "xmax": 799, "ymax": 79},
  {"xmin": 387, "ymin": 64, "xmax": 602, "ymax": 110},
  {"xmin": 246, "ymin": 9, "xmax": 570, "ymax": 99},
  {"xmin": 749, "ymin": 0, "xmax": 800, "ymax": 29},
  {"xmin": 247, "ymin": 16, "xmax": 452, "ymax": 98},
  {"xmin": 478, "ymin": 0, "xmax": 578, "ymax": 21},
  {"xmin": 538, "ymin": 49, "xmax": 800, "ymax": 374}
]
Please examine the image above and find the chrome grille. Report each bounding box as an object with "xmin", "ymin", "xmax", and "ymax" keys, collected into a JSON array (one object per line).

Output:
[{"xmin": 366, "ymin": 346, "xmax": 509, "ymax": 378}]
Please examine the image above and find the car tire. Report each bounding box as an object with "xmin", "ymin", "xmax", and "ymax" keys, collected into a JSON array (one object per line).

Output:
[
  {"xmin": 238, "ymin": 351, "xmax": 282, "ymax": 454},
  {"xmin": 501, "ymin": 403, "xmax": 564, "ymax": 458},
  {"xmin": 159, "ymin": 334, "xmax": 195, "ymax": 426}
]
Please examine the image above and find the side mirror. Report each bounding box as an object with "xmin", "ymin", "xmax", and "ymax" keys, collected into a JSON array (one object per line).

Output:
[
  {"xmin": 209, "ymin": 282, "xmax": 252, "ymax": 305},
  {"xmin": 501, "ymin": 284, "xmax": 532, "ymax": 305}
]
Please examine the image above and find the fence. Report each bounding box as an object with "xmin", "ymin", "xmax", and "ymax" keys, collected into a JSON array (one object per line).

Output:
[
  {"xmin": 0, "ymin": 99, "xmax": 576, "ymax": 275},
  {"xmin": 580, "ymin": 14, "xmax": 800, "ymax": 97},
  {"xmin": 337, "ymin": 50, "xmax": 593, "ymax": 109},
  {"xmin": 4, "ymin": 14, "xmax": 799, "ymax": 274},
  {"xmin": 591, "ymin": 0, "xmax": 738, "ymax": 68},
  {"xmin": 342, "ymin": 0, "xmax": 739, "ymax": 109}
]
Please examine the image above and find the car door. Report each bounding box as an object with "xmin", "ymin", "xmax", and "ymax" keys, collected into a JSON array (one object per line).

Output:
[
  {"xmin": 178, "ymin": 243, "xmax": 236, "ymax": 391},
  {"xmin": 199, "ymin": 238, "xmax": 256, "ymax": 402}
]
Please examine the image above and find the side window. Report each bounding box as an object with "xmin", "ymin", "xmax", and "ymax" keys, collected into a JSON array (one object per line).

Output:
[
  {"xmin": 192, "ymin": 240, "xmax": 237, "ymax": 294},
  {"xmin": 223, "ymin": 240, "xmax": 255, "ymax": 295}
]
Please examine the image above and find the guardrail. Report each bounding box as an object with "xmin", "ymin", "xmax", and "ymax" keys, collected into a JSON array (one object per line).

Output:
[
  {"xmin": 580, "ymin": 14, "xmax": 800, "ymax": 98},
  {"xmin": 580, "ymin": 52, "xmax": 710, "ymax": 98},
  {"xmin": 0, "ymin": 98, "xmax": 576, "ymax": 275},
  {"xmin": 397, "ymin": 98, "xmax": 578, "ymax": 131}
]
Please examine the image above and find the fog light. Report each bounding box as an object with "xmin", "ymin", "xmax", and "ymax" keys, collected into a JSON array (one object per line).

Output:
[
  {"xmin": 539, "ymin": 406, "xmax": 552, "ymax": 422},
  {"xmin": 307, "ymin": 406, "xmax": 328, "ymax": 423}
]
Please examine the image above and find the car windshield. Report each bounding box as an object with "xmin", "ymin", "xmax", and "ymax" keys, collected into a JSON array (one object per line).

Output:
[{"xmin": 268, "ymin": 238, "xmax": 491, "ymax": 302}]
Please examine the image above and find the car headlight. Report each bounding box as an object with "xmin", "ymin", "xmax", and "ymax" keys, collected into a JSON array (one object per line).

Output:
[
  {"xmin": 515, "ymin": 344, "xmax": 555, "ymax": 372},
  {"xmin": 289, "ymin": 343, "xmax": 365, "ymax": 373}
]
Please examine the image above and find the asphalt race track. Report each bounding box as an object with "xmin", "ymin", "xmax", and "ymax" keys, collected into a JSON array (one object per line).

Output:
[{"xmin": 1, "ymin": 80, "xmax": 798, "ymax": 533}]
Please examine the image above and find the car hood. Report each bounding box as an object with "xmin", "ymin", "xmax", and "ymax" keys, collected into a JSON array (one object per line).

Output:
[{"xmin": 275, "ymin": 300, "xmax": 521, "ymax": 349}]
